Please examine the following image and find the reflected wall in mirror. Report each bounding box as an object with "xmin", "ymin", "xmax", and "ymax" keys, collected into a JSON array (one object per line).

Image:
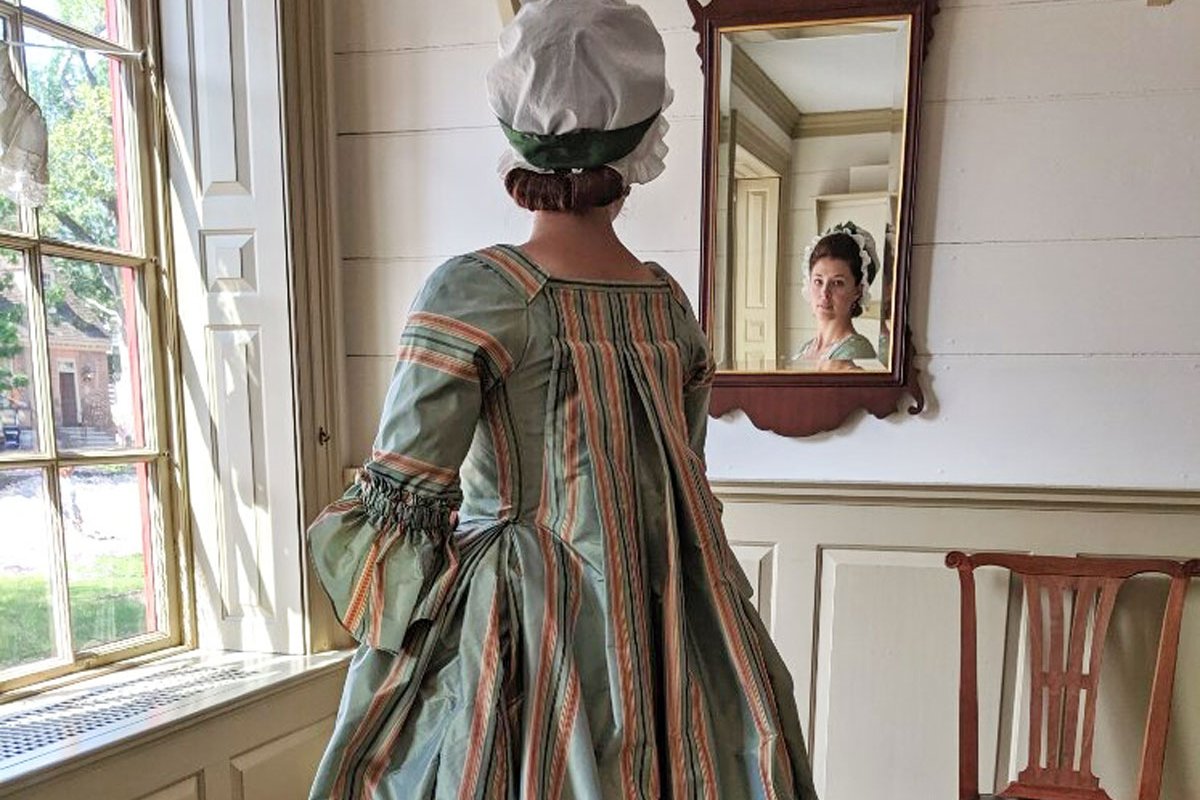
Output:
[
  {"xmin": 712, "ymin": 19, "xmax": 909, "ymax": 374},
  {"xmin": 691, "ymin": 0, "xmax": 936, "ymax": 437}
]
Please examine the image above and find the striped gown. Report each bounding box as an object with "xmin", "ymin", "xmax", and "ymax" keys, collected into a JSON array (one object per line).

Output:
[{"xmin": 307, "ymin": 245, "xmax": 818, "ymax": 799}]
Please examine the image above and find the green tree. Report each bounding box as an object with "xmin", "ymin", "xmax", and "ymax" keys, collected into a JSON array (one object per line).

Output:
[
  {"xmin": 0, "ymin": 270, "xmax": 29, "ymax": 396},
  {"xmin": 0, "ymin": 0, "xmax": 122, "ymax": 403},
  {"xmin": 28, "ymin": 0, "xmax": 117, "ymax": 249}
]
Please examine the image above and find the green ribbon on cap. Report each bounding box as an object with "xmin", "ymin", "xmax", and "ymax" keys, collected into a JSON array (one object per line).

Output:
[{"xmin": 499, "ymin": 111, "xmax": 660, "ymax": 171}]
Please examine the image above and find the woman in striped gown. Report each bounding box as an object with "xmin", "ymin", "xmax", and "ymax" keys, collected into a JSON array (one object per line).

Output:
[{"xmin": 307, "ymin": 1, "xmax": 818, "ymax": 797}]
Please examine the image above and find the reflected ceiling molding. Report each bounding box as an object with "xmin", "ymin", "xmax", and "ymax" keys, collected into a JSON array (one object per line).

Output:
[
  {"xmin": 497, "ymin": 0, "xmax": 521, "ymax": 24},
  {"xmin": 795, "ymin": 108, "xmax": 904, "ymax": 139},
  {"xmin": 730, "ymin": 45, "xmax": 801, "ymax": 138},
  {"xmin": 736, "ymin": 22, "xmax": 901, "ymax": 42},
  {"xmin": 734, "ymin": 115, "xmax": 790, "ymax": 177}
]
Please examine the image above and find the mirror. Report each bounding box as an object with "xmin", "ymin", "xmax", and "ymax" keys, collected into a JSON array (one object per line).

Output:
[
  {"xmin": 690, "ymin": 0, "xmax": 936, "ymax": 436},
  {"xmin": 713, "ymin": 20, "xmax": 907, "ymax": 373}
]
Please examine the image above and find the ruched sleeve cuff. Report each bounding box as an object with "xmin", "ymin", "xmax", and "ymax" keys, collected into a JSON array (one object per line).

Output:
[
  {"xmin": 308, "ymin": 468, "xmax": 462, "ymax": 653},
  {"xmin": 355, "ymin": 467, "xmax": 458, "ymax": 534}
]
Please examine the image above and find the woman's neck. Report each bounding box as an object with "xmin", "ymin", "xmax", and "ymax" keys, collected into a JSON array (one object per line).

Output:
[
  {"xmin": 812, "ymin": 318, "xmax": 856, "ymax": 350},
  {"xmin": 529, "ymin": 206, "xmax": 620, "ymax": 244},
  {"xmin": 521, "ymin": 206, "xmax": 647, "ymax": 278}
]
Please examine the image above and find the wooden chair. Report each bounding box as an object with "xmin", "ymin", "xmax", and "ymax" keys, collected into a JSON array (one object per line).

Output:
[{"xmin": 946, "ymin": 551, "xmax": 1200, "ymax": 800}]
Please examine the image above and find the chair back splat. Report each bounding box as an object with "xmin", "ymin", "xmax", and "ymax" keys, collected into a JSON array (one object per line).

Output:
[{"xmin": 945, "ymin": 552, "xmax": 1200, "ymax": 800}]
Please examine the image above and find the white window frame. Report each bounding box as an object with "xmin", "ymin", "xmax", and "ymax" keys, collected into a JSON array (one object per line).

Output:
[
  {"xmin": 0, "ymin": 0, "xmax": 348, "ymax": 698},
  {"xmin": 0, "ymin": 0, "xmax": 186, "ymax": 694}
]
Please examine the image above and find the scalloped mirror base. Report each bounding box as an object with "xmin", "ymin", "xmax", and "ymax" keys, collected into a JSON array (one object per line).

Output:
[{"xmin": 709, "ymin": 368, "xmax": 925, "ymax": 437}]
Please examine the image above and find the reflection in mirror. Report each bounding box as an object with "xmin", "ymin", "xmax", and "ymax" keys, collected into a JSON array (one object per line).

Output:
[{"xmin": 712, "ymin": 18, "xmax": 910, "ymax": 373}]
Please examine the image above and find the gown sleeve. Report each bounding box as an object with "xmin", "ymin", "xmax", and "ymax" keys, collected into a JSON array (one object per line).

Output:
[
  {"xmin": 683, "ymin": 335, "xmax": 716, "ymax": 464},
  {"xmin": 671, "ymin": 288, "xmax": 756, "ymax": 596},
  {"xmin": 307, "ymin": 254, "xmax": 529, "ymax": 653},
  {"xmin": 660, "ymin": 275, "xmax": 715, "ymax": 465}
]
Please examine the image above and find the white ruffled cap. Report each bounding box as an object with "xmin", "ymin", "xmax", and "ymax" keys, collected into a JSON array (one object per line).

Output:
[{"xmin": 487, "ymin": 0, "xmax": 672, "ymax": 186}]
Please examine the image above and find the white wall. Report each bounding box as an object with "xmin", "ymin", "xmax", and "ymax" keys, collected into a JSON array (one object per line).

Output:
[{"xmin": 333, "ymin": 0, "xmax": 1200, "ymax": 491}]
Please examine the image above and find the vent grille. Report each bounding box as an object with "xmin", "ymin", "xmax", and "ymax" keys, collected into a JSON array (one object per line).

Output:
[{"xmin": 0, "ymin": 662, "xmax": 254, "ymax": 761}]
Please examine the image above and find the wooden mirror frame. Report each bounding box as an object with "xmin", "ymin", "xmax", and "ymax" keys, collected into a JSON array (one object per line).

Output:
[{"xmin": 689, "ymin": 0, "xmax": 938, "ymax": 437}]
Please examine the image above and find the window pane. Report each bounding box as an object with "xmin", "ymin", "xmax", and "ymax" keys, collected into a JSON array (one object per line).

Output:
[
  {"xmin": 0, "ymin": 469, "xmax": 59, "ymax": 671},
  {"xmin": 25, "ymin": 26, "xmax": 136, "ymax": 252},
  {"xmin": 61, "ymin": 462, "xmax": 158, "ymax": 651},
  {"xmin": 0, "ymin": 196, "xmax": 23, "ymax": 234},
  {"xmin": 20, "ymin": 0, "xmax": 122, "ymax": 44},
  {"xmin": 0, "ymin": 248, "xmax": 41, "ymax": 454},
  {"xmin": 43, "ymin": 256, "xmax": 146, "ymax": 451}
]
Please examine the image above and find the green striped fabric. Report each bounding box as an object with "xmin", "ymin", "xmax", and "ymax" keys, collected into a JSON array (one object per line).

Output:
[{"xmin": 307, "ymin": 245, "xmax": 818, "ymax": 799}]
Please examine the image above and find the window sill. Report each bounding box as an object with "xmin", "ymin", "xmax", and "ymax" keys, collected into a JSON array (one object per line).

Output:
[{"xmin": 0, "ymin": 649, "xmax": 351, "ymax": 794}]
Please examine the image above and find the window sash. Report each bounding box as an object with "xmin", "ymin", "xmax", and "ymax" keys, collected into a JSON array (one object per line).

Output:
[
  {"xmin": 0, "ymin": 0, "xmax": 182, "ymax": 694},
  {"xmin": 0, "ymin": 0, "xmax": 137, "ymax": 52}
]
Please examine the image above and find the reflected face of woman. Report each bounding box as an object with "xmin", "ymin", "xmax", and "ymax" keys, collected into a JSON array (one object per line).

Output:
[{"xmin": 808, "ymin": 258, "xmax": 861, "ymax": 322}]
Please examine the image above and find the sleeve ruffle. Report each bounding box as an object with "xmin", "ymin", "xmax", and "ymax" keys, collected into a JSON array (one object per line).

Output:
[{"xmin": 307, "ymin": 468, "xmax": 462, "ymax": 653}]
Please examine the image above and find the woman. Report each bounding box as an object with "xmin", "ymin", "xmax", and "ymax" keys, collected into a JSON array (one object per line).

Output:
[
  {"xmin": 307, "ymin": 1, "xmax": 818, "ymax": 797},
  {"xmin": 791, "ymin": 223, "xmax": 879, "ymax": 370}
]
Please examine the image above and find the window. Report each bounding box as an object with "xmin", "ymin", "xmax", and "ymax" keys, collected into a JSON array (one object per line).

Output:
[{"xmin": 0, "ymin": 0, "xmax": 175, "ymax": 691}]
